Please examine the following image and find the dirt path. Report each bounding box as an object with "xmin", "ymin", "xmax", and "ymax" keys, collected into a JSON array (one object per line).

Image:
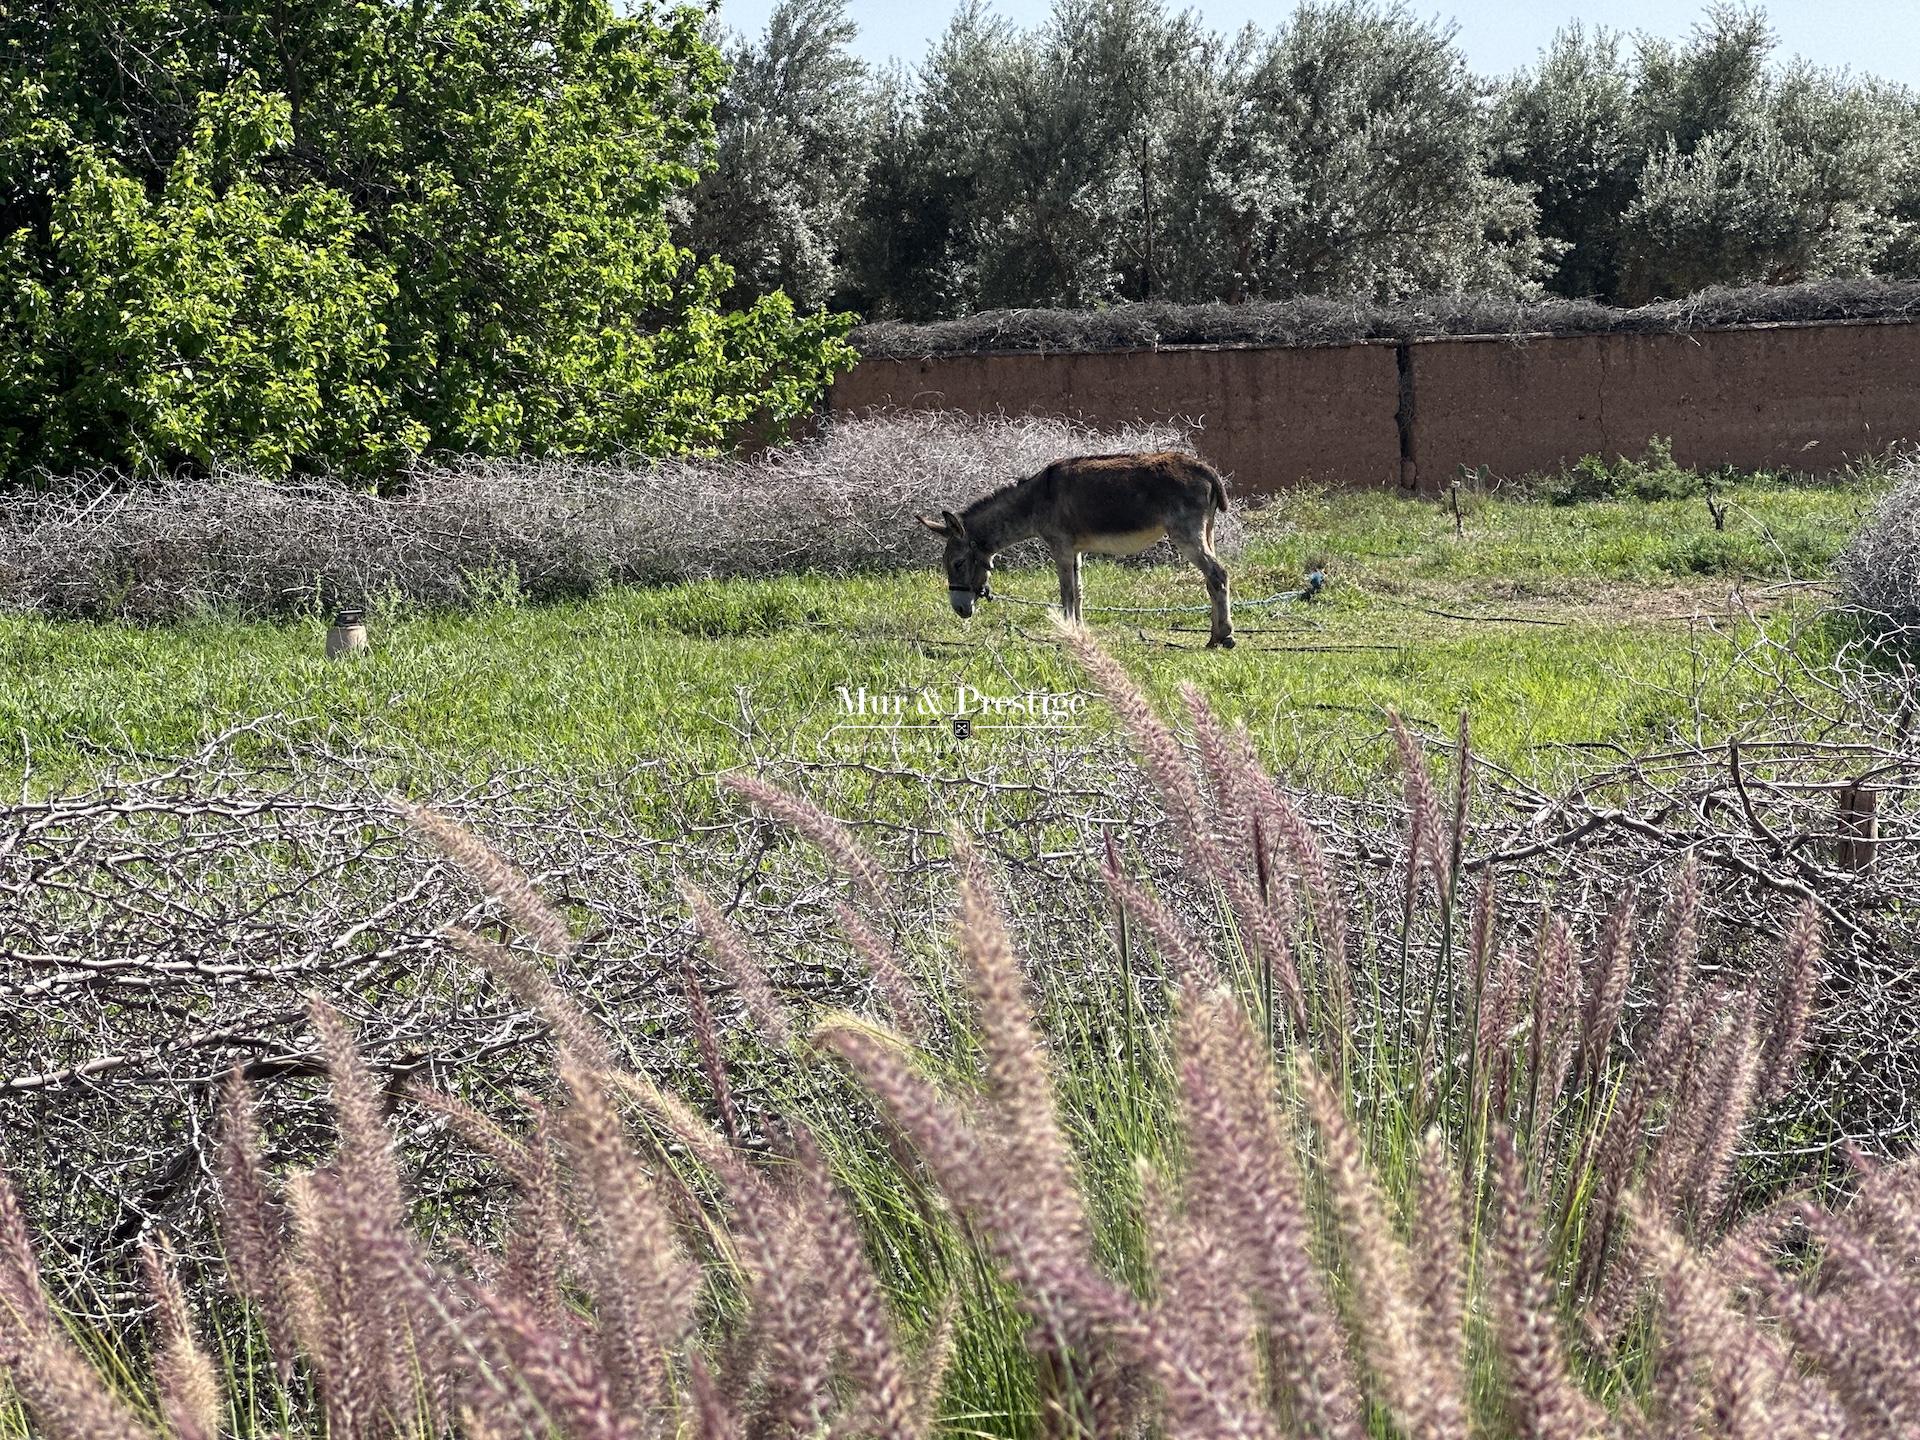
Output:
[{"xmin": 1345, "ymin": 573, "xmax": 1836, "ymax": 627}]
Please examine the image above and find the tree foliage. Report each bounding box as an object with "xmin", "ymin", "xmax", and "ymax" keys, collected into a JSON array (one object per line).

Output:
[
  {"xmin": 710, "ymin": 0, "xmax": 1920, "ymax": 316},
  {"xmin": 1493, "ymin": 5, "xmax": 1920, "ymax": 303},
  {"xmin": 849, "ymin": 0, "xmax": 1547, "ymax": 313},
  {"xmin": 9, "ymin": 0, "xmax": 1920, "ymax": 483},
  {"xmin": 0, "ymin": 0, "xmax": 855, "ymax": 484},
  {"xmin": 679, "ymin": 0, "xmax": 877, "ymax": 310}
]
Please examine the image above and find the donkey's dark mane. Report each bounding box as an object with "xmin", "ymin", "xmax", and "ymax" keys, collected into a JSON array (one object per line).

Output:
[{"xmin": 956, "ymin": 473, "xmax": 1040, "ymax": 543}]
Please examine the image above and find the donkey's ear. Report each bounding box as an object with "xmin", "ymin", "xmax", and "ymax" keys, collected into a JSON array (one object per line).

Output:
[
  {"xmin": 916, "ymin": 513, "xmax": 949, "ymax": 534},
  {"xmin": 941, "ymin": 510, "xmax": 966, "ymax": 537}
]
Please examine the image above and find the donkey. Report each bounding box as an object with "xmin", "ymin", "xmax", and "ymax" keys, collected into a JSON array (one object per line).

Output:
[{"xmin": 919, "ymin": 451, "xmax": 1236, "ymax": 647}]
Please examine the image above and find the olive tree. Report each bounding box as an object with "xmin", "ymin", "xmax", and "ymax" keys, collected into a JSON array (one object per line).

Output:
[
  {"xmin": 1220, "ymin": 1, "xmax": 1546, "ymax": 299},
  {"xmin": 1494, "ymin": 5, "xmax": 1917, "ymax": 301},
  {"xmin": 1489, "ymin": 24, "xmax": 1639, "ymax": 301},
  {"xmin": 679, "ymin": 0, "xmax": 879, "ymax": 310},
  {"xmin": 863, "ymin": 0, "xmax": 1547, "ymax": 314}
]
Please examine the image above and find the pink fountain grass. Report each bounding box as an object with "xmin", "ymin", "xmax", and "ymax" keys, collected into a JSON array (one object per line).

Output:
[{"xmin": 0, "ymin": 633, "xmax": 1893, "ymax": 1440}]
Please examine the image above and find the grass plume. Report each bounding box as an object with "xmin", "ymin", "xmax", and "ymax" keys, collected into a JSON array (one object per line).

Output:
[{"xmin": 0, "ymin": 634, "xmax": 1896, "ymax": 1440}]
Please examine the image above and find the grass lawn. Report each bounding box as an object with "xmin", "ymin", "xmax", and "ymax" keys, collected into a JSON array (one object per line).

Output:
[{"xmin": 0, "ymin": 473, "xmax": 1882, "ymax": 793}]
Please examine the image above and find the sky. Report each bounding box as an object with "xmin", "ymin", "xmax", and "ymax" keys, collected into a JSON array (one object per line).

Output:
[{"xmin": 711, "ymin": 0, "xmax": 1920, "ymax": 88}]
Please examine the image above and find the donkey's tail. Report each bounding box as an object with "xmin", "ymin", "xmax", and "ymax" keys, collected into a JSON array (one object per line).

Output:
[{"xmin": 1207, "ymin": 467, "xmax": 1230, "ymax": 514}]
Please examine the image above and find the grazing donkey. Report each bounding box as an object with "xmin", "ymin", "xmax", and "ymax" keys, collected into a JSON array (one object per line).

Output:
[{"xmin": 919, "ymin": 451, "xmax": 1236, "ymax": 647}]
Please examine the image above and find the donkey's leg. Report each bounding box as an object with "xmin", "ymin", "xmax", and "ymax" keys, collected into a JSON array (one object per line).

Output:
[
  {"xmin": 1175, "ymin": 533, "xmax": 1233, "ymax": 648},
  {"xmin": 1052, "ymin": 544, "xmax": 1084, "ymax": 623}
]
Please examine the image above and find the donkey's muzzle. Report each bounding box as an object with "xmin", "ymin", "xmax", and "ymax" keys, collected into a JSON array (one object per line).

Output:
[{"xmin": 949, "ymin": 588, "xmax": 976, "ymax": 619}]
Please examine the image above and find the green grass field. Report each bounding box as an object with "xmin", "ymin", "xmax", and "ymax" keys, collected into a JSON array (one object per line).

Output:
[{"xmin": 0, "ymin": 472, "xmax": 1884, "ymax": 793}]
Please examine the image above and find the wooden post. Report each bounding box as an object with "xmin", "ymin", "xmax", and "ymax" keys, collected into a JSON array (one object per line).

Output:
[{"xmin": 1835, "ymin": 780, "xmax": 1878, "ymax": 872}]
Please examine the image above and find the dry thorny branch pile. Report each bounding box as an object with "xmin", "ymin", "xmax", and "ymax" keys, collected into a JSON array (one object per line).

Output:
[
  {"xmin": 0, "ymin": 415, "xmax": 1235, "ymax": 621},
  {"xmin": 849, "ymin": 278, "xmax": 1920, "ymax": 360},
  {"xmin": 4, "ymin": 633, "xmax": 1918, "ymax": 1275},
  {"xmin": 0, "ymin": 627, "xmax": 1916, "ymax": 1437}
]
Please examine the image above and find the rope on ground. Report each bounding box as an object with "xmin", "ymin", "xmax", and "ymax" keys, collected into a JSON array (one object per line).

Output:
[{"xmin": 991, "ymin": 570, "xmax": 1327, "ymax": 619}]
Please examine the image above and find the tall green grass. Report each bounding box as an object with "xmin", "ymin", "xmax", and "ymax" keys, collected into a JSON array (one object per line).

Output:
[{"xmin": 1, "ymin": 460, "xmax": 1884, "ymax": 794}]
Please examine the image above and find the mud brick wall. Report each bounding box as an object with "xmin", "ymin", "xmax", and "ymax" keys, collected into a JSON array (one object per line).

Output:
[
  {"xmin": 830, "ymin": 319, "xmax": 1920, "ymax": 497},
  {"xmin": 830, "ymin": 343, "xmax": 1404, "ymax": 494},
  {"xmin": 1407, "ymin": 322, "xmax": 1920, "ymax": 486}
]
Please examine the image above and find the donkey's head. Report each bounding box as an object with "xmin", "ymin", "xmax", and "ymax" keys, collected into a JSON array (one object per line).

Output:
[{"xmin": 918, "ymin": 510, "xmax": 993, "ymax": 618}]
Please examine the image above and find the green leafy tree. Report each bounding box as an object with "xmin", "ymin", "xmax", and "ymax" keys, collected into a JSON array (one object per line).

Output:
[
  {"xmin": 848, "ymin": 3, "xmax": 1012, "ymax": 314},
  {"xmin": 947, "ymin": 0, "xmax": 1219, "ymax": 307},
  {"xmin": 2, "ymin": 81, "xmax": 412, "ymax": 477},
  {"xmin": 1610, "ymin": 8, "xmax": 1899, "ymax": 300},
  {"xmin": 1617, "ymin": 76, "xmax": 1906, "ymax": 298},
  {"xmin": 1228, "ymin": 1, "xmax": 1546, "ymax": 299},
  {"xmin": 1880, "ymin": 96, "xmax": 1920, "ymax": 278},
  {"xmin": 0, "ymin": 0, "xmax": 853, "ymax": 484},
  {"xmin": 1489, "ymin": 24, "xmax": 1638, "ymax": 300},
  {"xmin": 1150, "ymin": 26, "xmax": 1293, "ymax": 305},
  {"xmin": 838, "ymin": 65, "xmax": 976, "ymax": 319}
]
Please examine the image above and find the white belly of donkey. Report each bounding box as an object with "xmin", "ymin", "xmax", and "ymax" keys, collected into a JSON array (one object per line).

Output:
[{"xmin": 1080, "ymin": 526, "xmax": 1166, "ymax": 557}]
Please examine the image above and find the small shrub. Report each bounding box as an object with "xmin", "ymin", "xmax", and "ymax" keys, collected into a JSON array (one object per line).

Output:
[
  {"xmin": 1538, "ymin": 436, "xmax": 1705, "ymax": 505},
  {"xmin": 1838, "ymin": 455, "xmax": 1920, "ymax": 624}
]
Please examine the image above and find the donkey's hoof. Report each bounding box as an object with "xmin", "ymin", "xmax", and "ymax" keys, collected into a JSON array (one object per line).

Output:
[{"xmin": 1207, "ymin": 634, "xmax": 1236, "ymax": 650}]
